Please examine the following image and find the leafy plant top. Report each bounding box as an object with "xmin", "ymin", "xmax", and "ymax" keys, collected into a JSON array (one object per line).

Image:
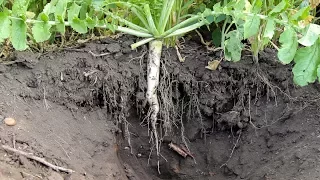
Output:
[{"xmin": 0, "ymin": 0, "xmax": 320, "ymax": 86}]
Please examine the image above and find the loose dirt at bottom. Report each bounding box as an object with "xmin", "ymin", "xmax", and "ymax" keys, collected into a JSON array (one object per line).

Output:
[{"xmin": 0, "ymin": 36, "xmax": 320, "ymax": 180}]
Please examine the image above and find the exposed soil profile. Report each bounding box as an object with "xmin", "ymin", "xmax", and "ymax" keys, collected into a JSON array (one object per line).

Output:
[{"xmin": 0, "ymin": 36, "xmax": 320, "ymax": 180}]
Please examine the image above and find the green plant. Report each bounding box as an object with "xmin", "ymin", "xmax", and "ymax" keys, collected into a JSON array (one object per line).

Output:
[
  {"xmin": 205, "ymin": 0, "xmax": 320, "ymax": 86},
  {"xmin": 0, "ymin": 0, "xmax": 215, "ymax": 170}
]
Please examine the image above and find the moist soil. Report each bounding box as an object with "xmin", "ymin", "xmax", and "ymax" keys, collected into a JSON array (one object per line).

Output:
[{"xmin": 0, "ymin": 35, "xmax": 320, "ymax": 180}]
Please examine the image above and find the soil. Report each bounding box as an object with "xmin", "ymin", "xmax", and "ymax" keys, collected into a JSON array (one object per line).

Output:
[{"xmin": 0, "ymin": 35, "xmax": 320, "ymax": 180}]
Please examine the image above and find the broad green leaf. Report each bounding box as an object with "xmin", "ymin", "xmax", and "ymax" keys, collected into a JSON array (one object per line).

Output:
[
  {"xmin": 0, "ymin": 12, "xmax": 11, "ymax": 41},
  {"xmin": 32, "ymin": 13, "xmax": 52, "ymax": 42},
  {"xmin": 277, "ymin": 28, "xmax": 298, "ymax": 64},
  {"xmin": 68, "ymin": 3, "xmax": 81, "ymax": 22},
  {"xmin": 244, "ymin": 15, "xmax": 260, "ymax": 39},
  {"xmin": 71, "ymin": 18, "xmax": 87, "ymax": 34},
  {"xmin": 56, "ymin": 15, "xmax": 65, "ymax": 33},
  {"xmin": 298, "ymin": 24, "xmax": 320, "ymax": 46},
  {"xmin": 86, "ymin": 15, "xmax": 96, "ymax": 29},
  {"xmin": 212, "ymin": 28, "xmax": 222, "ymax": 47},
  {"xmin": 234, "ymin": 0, "xmax": 246, "ymax": 11},
  {"xmin": 268, "ymin": 0, "xmax": 289, "ymax": 16},
  {"xmin": 32, "ymin": 22, "xmax": 52, "ymax": 42},
  {"xmin": 43, "ymin": 2, "xmax": 55, "ymax": 15},
  {"xmin": 0, "ymin": 0, "xmax": 4, "ymax": 5},
  {"xmin": 293, "ymin": 39, "xmax": 320, "ymax": 86},
  {"xmin": 12, "ymin": 0, "xmax": 29, "ymax": 16},
  {"xmin": 263, "ymin": 19, "xmax": 275, "ymax": 39},
  {"xmin": 291, "ymin": 6, "xmax": 310, "ymax": 21},
  {"xmin": 212, "ymin": 2, "xmax": 222, "ymax": 12},
  {"xmin": 214, "ymin": 14, "xmax": 226, "ymax": 23},
  {"xmin": 56, "ymin": 0, "xmax": 68, "ymax": 19},
  {"xmin": 252, "ymin": 0, "xmax": 262, "ymax": 13},
  {"xmin": 224, "ymin": 30, "xmax": 243, "ymax": 62},
  {"xmin": 11, "ymin": 19, "xmax": 28, "ymax": 50},
  {"xmin": 79, "ymin": 0, "xmax": 91, "ymax": 20}
]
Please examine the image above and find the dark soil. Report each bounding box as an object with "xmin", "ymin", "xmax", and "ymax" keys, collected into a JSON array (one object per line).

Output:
[{"xmin": 0, "ymin": 35, "xmax": 320, "ymax": 180}]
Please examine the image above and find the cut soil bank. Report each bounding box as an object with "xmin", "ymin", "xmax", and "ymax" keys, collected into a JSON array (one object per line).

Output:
[{"xmin": 0, "ymin": 36, "xmax": 320, "ymax": 180}]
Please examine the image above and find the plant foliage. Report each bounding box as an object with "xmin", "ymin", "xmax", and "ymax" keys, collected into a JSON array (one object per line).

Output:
[{"xmin": 0, "ymin": 0, "xmax": 320, "ymax": 86}]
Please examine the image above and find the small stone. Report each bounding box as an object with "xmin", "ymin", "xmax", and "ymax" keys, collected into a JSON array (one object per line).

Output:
[
  {"xmin": 237, "ymin": 121, "xmax": 244, "ymax": 129},
  {"xmin": 4, "ymin": 117, "xmax": 16, "ymax": 126}
]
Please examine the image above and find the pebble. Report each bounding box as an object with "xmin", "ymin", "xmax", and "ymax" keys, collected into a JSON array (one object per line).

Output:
[{"xmin": 4, "ymin": 117, "xmax": 17, "ymax": 126}]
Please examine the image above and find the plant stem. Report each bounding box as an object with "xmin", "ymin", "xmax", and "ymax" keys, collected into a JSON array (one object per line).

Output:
[{"xmin": 147, "ymin": 40, "xmax": 162, "ymax": 160}]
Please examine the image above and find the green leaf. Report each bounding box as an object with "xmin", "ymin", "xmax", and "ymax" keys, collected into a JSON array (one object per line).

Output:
[
  {"xmin": 11, "ymin": 19, "xmax": 28, "ymax": 50},
  {"xmin": 244, "ymin": 15, "xmax": 260, "ymax": 39},
  {"xmin": 32, "ymin": 12, "xmax": 52, "ymax": 43},
  {"xmin": 291, "ymin": 6, "xmax": 310, "ymax": 21},
  {"xmin": 263, "ymin": 19, "xmax": 275, "ymax": 39},
  {"xmin": 32, "ymin": 22, "xmax": 52, "ymax": 42},
  {"xmin": 268, "ymin": 0, "xmax": 289, "ymax": 16},
  {"xmin": 224, "ymin": 30, "xmax": 243, "ymax": 62},
  {"xmin": 0, "ymin": 0, "xmax": 4, "ymax": 5},
  {"xmin": 293, "ymin": 39, "xmax": 320, "ymax": 86},
  {"xmin": 0, "ymin": 12, "xmax": 11, "ymax": 41},
  {"xmin": 68, "ymin": 2, "xmax": 81, "ymax": 22},
  {"xmin": 298, "ymin": 24, "xmax": 320, "ymax": 47},
  {"xmin": 234, "ymin": 0, "xmax": 245, "ymax": 11},
  {"xmin": 39, "ymin": 12, "xmax": 49, "ymax": 22},
  {"xmin": 56, "ymin": 15, "xmax": 65, "ymax": 33},
  {"xmin": 277, "ymin": 28, "xmax": 298, "ymax": 64},
  {"xmin": 158, "ymin": 0, "xmax": 174, "ymax": 34},
  {"xmin": 56, "ymin": 0, "xmax": 68, "ymax": 19},
  {"xmin": 12, "ymin": 0, "xmax": 29, "ymax": 16},
  {"xmin": 86, "ymin": 15, "xmax": 96, "ymax": 29},
  {"xmin": 71, "ymin": 18, "xmax": 87, "ymax": 34},
  {"xmin": 143, "ymin": 4, "xmax": 158, "ymax": 35},
  {"xmin": 212, "ymin": 27, "xmax": 222, "ymax": 47},
  {"xmin": 214, "ymin": 14, "xmax": 226, "ymax": 23}
]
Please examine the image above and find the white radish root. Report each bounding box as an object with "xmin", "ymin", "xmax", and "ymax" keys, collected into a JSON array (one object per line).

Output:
[{"xmin": 146, "ymin": 40, "xmax": 163, "ymax": 160}]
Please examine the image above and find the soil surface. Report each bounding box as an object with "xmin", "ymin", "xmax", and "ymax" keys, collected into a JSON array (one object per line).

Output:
[{"xmin": 0, "ymin": 35, "xmax": 320, "ymax": 180}]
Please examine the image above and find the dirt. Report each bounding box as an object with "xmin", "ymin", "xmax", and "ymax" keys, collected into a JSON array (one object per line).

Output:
[{"xmin": 0, "ymin": 35, "xmax": 320, "ymax": 180}]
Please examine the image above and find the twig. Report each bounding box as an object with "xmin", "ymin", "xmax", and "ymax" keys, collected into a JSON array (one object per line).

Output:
[
  {"xmin": 1, "ymin": 145, "xmax": 74, "ymax": 174},
  {"xmin": 88, "ymin": 51, "xmax": 111, "ymax": 57},
  {"xmin": 168, "ymin": 142, "xmax": 187, "ymax": 158}
]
